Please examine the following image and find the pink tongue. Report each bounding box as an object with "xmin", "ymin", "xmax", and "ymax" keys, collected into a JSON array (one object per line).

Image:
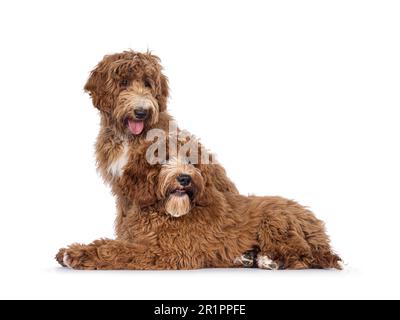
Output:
[{"xmin": 128, "ymin": 120, "xmax": 144, "ymax": 135}]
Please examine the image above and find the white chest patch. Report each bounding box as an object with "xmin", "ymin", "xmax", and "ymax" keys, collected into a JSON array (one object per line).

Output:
[{"xmin": 108, "ymin": 142, "xmax": 129, "ymax": 178}]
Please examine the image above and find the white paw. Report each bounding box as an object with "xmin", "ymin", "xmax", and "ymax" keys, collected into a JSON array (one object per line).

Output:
[
  {"xmin": 63, "ymin": 253, "xmax": 72, "ymax": 269},
  {"xmin": 257, "ymin": 255, "xmax": 279, "ymax": 270},
  {"xmin": 234, "ymin": 255, "xmax": 254, "ymax": 267},
  {"xmin": 338, "ymin": 260, "xmax": 347, "ymax": 270}
]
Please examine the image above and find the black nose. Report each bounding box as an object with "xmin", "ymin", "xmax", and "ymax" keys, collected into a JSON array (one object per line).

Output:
[
  {"xmin": 134, "ymin": 108, "xmax": 148, "ymax": 120},
  {"xmin": 177, "ymin": 174, "xmax": 191, "ymax": 186}
]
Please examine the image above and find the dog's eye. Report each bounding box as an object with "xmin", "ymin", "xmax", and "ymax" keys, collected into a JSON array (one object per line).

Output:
[
  {"xmin": 144, "ymin": 80, "xmax": 152, "ymax": 88},
  {"xmin": 120, "ymin": 79, "xmax": 129, "ymax": 87}
]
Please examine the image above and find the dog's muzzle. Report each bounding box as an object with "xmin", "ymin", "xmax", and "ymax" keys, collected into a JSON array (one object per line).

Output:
[
  {"xmin": 176, "ymin": 174, "xmax": 191, "ymax": 187},
  {"xmin": 127, "ymin": 106, "xmax": 152, "ymax": 135},
  {"xmin": 134, "ymin": 107, "xmax": 148, "ymax": 120}
]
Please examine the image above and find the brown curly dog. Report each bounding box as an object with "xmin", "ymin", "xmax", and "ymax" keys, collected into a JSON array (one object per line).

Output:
[
  {"xmin": 56, "ymin": 50, "xmax": 241, "ymax": 269},
  {"xmin": 56, "ymin": 156, "xmax": 341, "ymax": 270},
  {"xmin": 83, "ymin": 50, "xmax": 237, "ymax": 210}
]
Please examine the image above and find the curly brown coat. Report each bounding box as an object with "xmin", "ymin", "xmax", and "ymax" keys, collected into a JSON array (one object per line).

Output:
[
  {"xmin": 57, "ymin": 156, "xmax": 341, "ymax": 270},
  {"xmin": 56, "ymin": 50, "xmax": 241, "ymax": 269},
  {"xmin": 56, "ymin": 50, "xmax": 341, "ymax": 270}
]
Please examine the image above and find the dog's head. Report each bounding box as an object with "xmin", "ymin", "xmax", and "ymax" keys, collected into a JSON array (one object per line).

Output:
[
  {"xmin": 84, "ymin": 50, "xmax": 169, "ymax": 137},
  {"xmin": 157, "ymin": 157, "xmax": 208, "ymax": 218}
]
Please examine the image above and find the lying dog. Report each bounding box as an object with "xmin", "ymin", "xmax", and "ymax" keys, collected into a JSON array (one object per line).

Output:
[{"xmin": 56, "ymin": 156, "xmax": 341, "ymax": 270}]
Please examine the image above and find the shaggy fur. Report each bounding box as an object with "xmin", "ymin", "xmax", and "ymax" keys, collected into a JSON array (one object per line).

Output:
[
  {"xmin": 56, "ymin": 50, "xmax": 241, "ymax": 268},
  {"xmin": 83, "ymin": 50, "xmax": 237, "ymax": 229},
  {"xmin": 56, "ymin": 157, "xmax": 341, "ymax": 270},
  {"xmin": 56, "ymin": 50, "xmax": 341, "ymax": 270}
]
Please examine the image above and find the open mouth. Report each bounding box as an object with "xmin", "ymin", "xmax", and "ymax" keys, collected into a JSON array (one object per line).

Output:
[
  {"xmin": 170, "ymin": 188, "xmax": 194, "ymax": 199},
  {"xmin": 127, "ymin": 119, "xmax": 145, "ymax": 135}
]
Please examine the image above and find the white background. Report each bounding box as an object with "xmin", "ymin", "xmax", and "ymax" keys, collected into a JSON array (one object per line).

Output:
[{"xmin": 0, "ymin": 0, "xmax": 399, "ymax": 300}]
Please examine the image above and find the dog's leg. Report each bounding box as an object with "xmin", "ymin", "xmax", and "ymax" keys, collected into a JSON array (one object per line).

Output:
[
  {"xmin": 56, "ymin": 238, "xmax": 163, "ymax": 270},
  {"xmin": 309, "ymin": 249, "xmax": 343, "ymax": 269},
  {"xmin": 257, "ymin": 229, "xmax": 317, "ymax": 270},
  {"xmin": 256, "ymin": 254, "xmax": 280, "ymax": 270},
  {"xmin": 234, "ymin": 250, "xmax": 257, "ymax": 268},
  {"xmin": 255, "ymin": 197, "xmax": 343, "ymax": 270}
]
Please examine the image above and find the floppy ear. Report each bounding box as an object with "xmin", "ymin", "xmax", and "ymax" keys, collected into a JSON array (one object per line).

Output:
[
  {"xmin": 194, "ymin": 187, "xmax": 211, "ymax": 207},
  {"xmin": 131, "ymin": 170, "xmax": 160, "ymax": 209},
  {"xmin": 157, "ymin": 73, "xmax": 169, "ymax": 112},
  {"xmin": 84, "ymin": 56, "xmax": 117, "ymax": 113},
  {"xmin": 146, "ymin": 53, "xmax": 169, "ymax": 112},
  {"xmin": 191, "ymin": 168, "xmax": 213, "ymax": 207},
  {"xmin": 195, "ymin": 181, "xmax": 228, "ymax": 209}
]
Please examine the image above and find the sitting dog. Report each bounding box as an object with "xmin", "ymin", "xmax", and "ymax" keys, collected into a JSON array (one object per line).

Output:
[
  {"xmin": 56, "ymin": 156, "xmax": 341, "ymax": 270},
  {"xmin": 82, "ymin": 50, "xmax": 237, "ymax": 230}
]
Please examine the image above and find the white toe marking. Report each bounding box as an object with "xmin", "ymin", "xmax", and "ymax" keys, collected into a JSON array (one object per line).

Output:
[
  {"xmin": 338, "ymin": 260, "xmax": 347, "ymax": 270},
  {"xmin": 63, "ymin": 253, "xmax": 72, "ymax": 269},
  {"xmin": 234, "ymin": 256, "xmax": 243, "ymax": 264},
  {"xmin": 257, "ymin": 256, "xmax": 278, "ymax": 270},
  {"xmin": 234, "ymin": 255, "xmax": 253, "ymax": 266}
]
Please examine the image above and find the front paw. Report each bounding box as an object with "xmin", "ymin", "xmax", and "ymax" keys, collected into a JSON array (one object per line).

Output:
[
  {"xmin": 55, "ymin": 248, "xmax": 67, "ymax": 267},
  {"xmin": 234, "ymin": 250, "xmax": 257, "ymax": 268},
  {"xmin": 257, "ymin": 255, "xmax": 279, "ymax": 270},
  {"xmin": 56, "ymin": 245, "xmax": 99, "ymax": 270}
]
